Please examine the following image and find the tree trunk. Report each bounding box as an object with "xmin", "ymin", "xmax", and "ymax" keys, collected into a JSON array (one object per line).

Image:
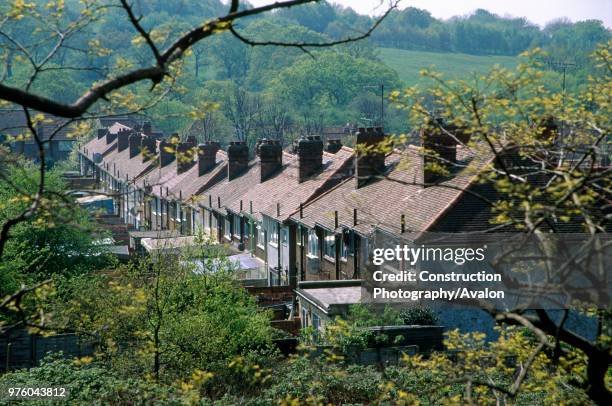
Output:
[{"xmin": 586, "ymin": 351, "xmax": 612, "ymax": 405}]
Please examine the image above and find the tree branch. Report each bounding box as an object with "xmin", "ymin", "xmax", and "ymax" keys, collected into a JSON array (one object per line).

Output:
[
  {"xmin": 0, "ymin": 0, "xmax": 321, "ymax": 118},
  {"xmin": 228, "ymin": 1, "xmax": 398, "ymax": 51}
]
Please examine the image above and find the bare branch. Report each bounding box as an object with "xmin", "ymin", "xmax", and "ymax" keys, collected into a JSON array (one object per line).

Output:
[
  {"xmin": 228, "ymin": 1, "xmax": 398, "ymax": 51},
  {"xmin": 119, "ymin": 0, "xmax": 162, "ymax": 65}
]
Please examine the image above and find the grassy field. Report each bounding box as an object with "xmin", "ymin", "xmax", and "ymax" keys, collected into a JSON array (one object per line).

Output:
[{"xmin": 378, "ymin": 47, "xmax": 517, "ymax": 86}]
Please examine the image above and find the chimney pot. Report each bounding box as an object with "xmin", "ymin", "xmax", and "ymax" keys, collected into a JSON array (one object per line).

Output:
[{"xmin": 325, "ymin": 138, "xmax": 342, "ymax": 154}]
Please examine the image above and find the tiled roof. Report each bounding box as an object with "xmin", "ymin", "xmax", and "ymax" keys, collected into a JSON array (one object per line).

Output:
[
  {"xmin": 167, "ymin": 151, "xmax": 228, "ymax": 204},
  {"xmin": 99, "ymin": 144, "xmax": 157, "ymax": 182},
  {"xmin": 80, "ymin": 135, "xmax": 114, "ymax": 161},
  {"xmin": 200, "ymin": 146, "xmax": 354, "ymax": 221},
  {"xmin": 139, "ymin": 160, "xmax": 182, "ymax": 197},
  {"xmin": 79, "ymin": 121, "xmax": 131, "ymax": 161},
  {"xmin": 290, "ymin": 145, "xmax": 494, "ymax": 235}
]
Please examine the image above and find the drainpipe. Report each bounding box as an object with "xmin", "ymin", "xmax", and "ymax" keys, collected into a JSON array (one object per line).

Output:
[
  {"xmin": 166, "ymin": 200, "xmax": 170, "ymax": 230},
  {"xmin": 179, "ymin": 203, "xmax": 184, "ymax": 234},
  {"xmin": 299, "ymin": 226, "xmax": 305, "ymax": 281},
  {"xmin": 353, "ymin": 234, "xmax": 360, "ymax": 278},
  {"xmin": 277, "ymin": 222, "xmax": 282, "ymax": 286},
  {"xmin": 335, "ymin": 233, "xmax": 340, "ymax": 280}
]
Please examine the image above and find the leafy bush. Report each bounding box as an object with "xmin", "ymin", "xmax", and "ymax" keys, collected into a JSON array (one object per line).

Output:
[
  {"xmin": 0, "ymin": 354, "xmax": 181, "ymax": 405},
  {"xmin": 400, "ymin": 307, "xmax": 439, "ymax": 326},
  {"xmin": 52, "ymin": 257, "xmax": 274, "ymax": 383}
]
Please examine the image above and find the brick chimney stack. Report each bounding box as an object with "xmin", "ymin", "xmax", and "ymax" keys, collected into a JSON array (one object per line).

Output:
[
  {"xmin": 355, "ymin": 127, "xmax": 386, "ymax": 188},
  {"xmin": 129, "ymin": 132, "xmax": 142, "ymax": 158},
  {"xmin": 259, "ymin": 139, "xmax": 282, "ymax": 182},
  {"xmin": 159, "ymin": 138, "xmax": 176, "ymax": 168},
  {"xmin": 421, "ymin": 119, "xmax": 470, "ymax": 185},
  {"xmin": 106, "ymin": 128, "xmax": 117, "ymax": 145},
  {"xmin": 297, "ymin": 135, "xmax": 324, "ymax": 182},
  {"xmin": 325, "ymin": 138, "xmax": 342, "ymax": 154},
  {"xmin": 141, "ymin": 136, "xmax": 157, "ymax": 163},
  {"xmin": 117, "ymin": 128, "xmax": 130, "ymax": 152},
  {"xmin": 176, "ymin": 138, "xmax": 197, "ymax": 175},
  {"xmin": 198, "ymin": 141, "xmax": 220, "ymax": 176},
  {"xmin": 227, "ymin": 141, "xmax": 249, "ymax": 180},
  {"xmin": 142, "ymin": 121, "xmax": 152, "ymax": 135}
]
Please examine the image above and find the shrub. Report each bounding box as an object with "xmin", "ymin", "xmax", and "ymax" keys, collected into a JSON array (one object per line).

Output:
[{"xmin": 399, "ymin": 307, "xmax": 439, "ymax": 326}]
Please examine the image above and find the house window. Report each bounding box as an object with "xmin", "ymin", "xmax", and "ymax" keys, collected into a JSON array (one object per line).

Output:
[
  {"xmin": 257, "ymin": 224, "xmax": 265, "ymax": 248},
  {"xmin": 307, "ymin": 230, "xmax": 319, "ymax": 258},
  {"xmin": 176, "ymin": 202, "xmax": 183, "ymax": 222},
  {"xmin": 301, "ymin": 307, "xmax": 309, "ymax": 327},
  {"xmin": 224, "ymin": 218, "xmax": 231, "ymax": 239},
  {"xmin": 169, "ymin": 201, "xmax": 175, "ymax": 220},
  {"xmin": 312, "ymin": 313, "xmax": 321, "ymax": 331},
  {"xmin": 281, "ymin": 227, "xmax": 288, "ymax": 246},
  {"xmin": 340, "ymin": 230, "xmax": 353, "ymax": 260},
  {"xmin": 324, "ymin": 231, "xmax": 335, "ymax": 259},
  {"xmin": 233, "ymin": 214, "xmax": 241, "ymax": 237},
  {"xmin": 152, "ymin": 197, "xmax": 159, "ymax": 216},
  {"xmin": 269, "ymin": 223, "xmax": 279, "ymax": 246},
  {"xmin": 203, "ymin": 208, "xmax": 210, "ymax": 231},
  {"xmin": 182, "ymin": 205, "xmax": 188, "ymax": 223},
  {"xmin": 297, "ymin": 228, "xmax": 303, "ymax": 246}
]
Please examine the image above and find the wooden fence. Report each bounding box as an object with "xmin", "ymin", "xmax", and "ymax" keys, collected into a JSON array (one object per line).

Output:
[{"xmin": 0, "ymin": 330, "xmax": 93, "ymax": 372}]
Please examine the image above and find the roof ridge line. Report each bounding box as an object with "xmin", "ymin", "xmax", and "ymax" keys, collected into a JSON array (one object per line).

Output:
[
  {"xmin": 286, "ymin": 151, "xmax": 356, "ymax": 218},
  {"xmin": 286, "ymin": 174, "xmax": 355, "ymax": 220}
]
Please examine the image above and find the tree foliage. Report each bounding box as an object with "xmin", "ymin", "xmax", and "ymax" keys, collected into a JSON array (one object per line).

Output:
[{"xmin": 51, "ymin": 255, "xmax": 274, "ymax": 382}]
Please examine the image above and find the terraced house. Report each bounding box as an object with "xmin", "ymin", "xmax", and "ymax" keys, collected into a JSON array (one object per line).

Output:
[
  {"xmin": 79, "ymin": 117, "xmax": 610, "ymax": 335},
  {"xmin": 78, "ymin": 121, "xmax": 502, "ymax": 289}
]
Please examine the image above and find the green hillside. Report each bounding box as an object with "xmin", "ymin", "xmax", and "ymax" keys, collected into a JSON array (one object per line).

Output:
[{"xmin": 377, "ymin": 47, "xmax": 518, "ymax": 86}]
